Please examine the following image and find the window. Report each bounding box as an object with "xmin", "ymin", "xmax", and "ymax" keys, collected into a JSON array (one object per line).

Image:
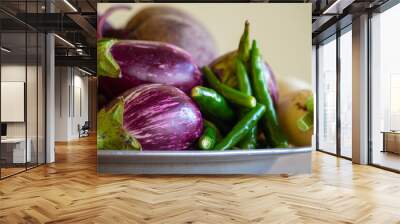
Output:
[
  {"xmin": 339, "ymin": 28, "xmax": 352, "ymax": 158},
  {"xmin": 317, "ymin": 36, "xmax": 337, "ymax": 154},
  {"xmin": 0, "ymin": 0, "xmax": 47, "ymax": 179},
  {"xmin": 371, "ymin": 3, "xmax": 400, "ymax": 171},
  {"xmin": 316, "ymin": 27, "xmax": 353, "ymax": 159}
]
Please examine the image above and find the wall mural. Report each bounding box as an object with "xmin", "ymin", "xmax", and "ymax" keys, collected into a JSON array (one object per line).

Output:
[{"xmin": 96, "ymin": 3, "xmax": 313, "ymax": 174}]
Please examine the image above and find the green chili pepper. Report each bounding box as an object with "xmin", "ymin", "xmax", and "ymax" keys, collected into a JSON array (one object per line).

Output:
[
  {"xmin": 191, "ymin": 86, "xmax": 235, "ymax": 122},
  {"xmin": 250, "ymin": 40, "xmax": 288, "ymax": 148},
  {"xmin": 198, "ymin": 120, "xmax": 219, "ymax": 150},
  {"xmin": 203, "ymin": 66, "xmax": 256, "ymax": 108},
  {"xmin": 235, "ymin": 58, "xmax": 252, "ymax": 96},
  {"xmin": 204, "ymin": 120, "xmax": 222, "ymax": 140},
  {"xmin": 237, "ymin": 127, "xmax": 258, "ymax": 149},
  {"xmin": 235, "ymin": 58, "xmax": 258, "ymax": 149},
  {"xmin": 238, "ymin": 20, "xmax": 251, "ymax": 63},
  {"xmin": 214, "ymin": 104, "xmax": 266, "ymax": 150}
]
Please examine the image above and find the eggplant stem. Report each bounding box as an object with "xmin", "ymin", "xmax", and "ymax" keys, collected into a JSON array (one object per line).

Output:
[{"xmin": 297, "ymin": 111, "xmax": 314, "ymax": 132}]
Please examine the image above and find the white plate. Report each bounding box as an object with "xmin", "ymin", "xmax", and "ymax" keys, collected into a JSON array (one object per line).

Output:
[{"xmin": 98, "ymin": 148, "xmax": 312, "ymax": 175}]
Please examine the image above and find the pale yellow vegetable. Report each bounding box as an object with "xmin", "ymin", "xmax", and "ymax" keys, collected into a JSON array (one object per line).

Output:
[
  {"xmin": 278, "ymin": 89, "xmax": 313, "ymax": 146},
  {"xmin": 277, "ymin": 77, "xmax": 311, "ymax": 99}
]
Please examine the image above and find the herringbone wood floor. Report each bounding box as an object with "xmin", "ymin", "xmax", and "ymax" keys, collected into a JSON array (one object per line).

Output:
[{"xmin": 1, "ymin": 135, "xmax": 400, "ymax": 224}]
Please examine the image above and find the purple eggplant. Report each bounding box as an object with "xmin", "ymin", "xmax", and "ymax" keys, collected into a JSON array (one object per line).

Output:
[
  {"xmin": 98, "ymin": 5, "xmax": 216, "ymax": 67},
  {"xmin": 97, "ymin": 6, "xmax": 131, "ymax": 39},
  {"xmin": 124, "ymin": 6, "xmax": 217, "ymax": 67},
  {"xmin": 98, "ymin": 39, "xmax": 202, "ymax": 105},
  {"xmin": 98, "ymin": 84, "xmax": 203, "ymax": 150}
]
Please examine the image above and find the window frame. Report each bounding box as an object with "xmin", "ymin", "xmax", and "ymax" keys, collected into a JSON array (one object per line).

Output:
[
  {"xmin": 315, "ymin": 24, "xmax": 353, "ymax": 161},
  {"xmin": 367, "ymin": 0, "xmax": 400, "ymax": 173}
]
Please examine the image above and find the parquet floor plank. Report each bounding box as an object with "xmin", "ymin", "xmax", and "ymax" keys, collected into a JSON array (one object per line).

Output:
[{"xmin": 0, "ymin": 135, "xmax": 399, "ymax": 223}]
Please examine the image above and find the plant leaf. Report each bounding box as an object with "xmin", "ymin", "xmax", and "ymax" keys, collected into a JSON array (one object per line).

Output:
[
  {"xmin": 97, "ymin": 38, "xmax": 120, "ymax": 78},
  {"xmin": 97, "ymin": 98, "xmax": 141, "ymax": 150}
]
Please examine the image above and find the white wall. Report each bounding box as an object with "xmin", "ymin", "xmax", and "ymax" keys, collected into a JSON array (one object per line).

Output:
[
  {"xmin": 55, "ymin": 66, "xmax": 69, "ymax": 141},
  {"xmin": 71, "ymin": 73, "xmax": 89, "ymax": 138},
  {"xmin": 54, "ymin": 67, "xmax": 89, "ymax": 141}
]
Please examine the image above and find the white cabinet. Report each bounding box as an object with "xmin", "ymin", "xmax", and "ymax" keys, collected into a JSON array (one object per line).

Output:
[{"xmin": 1, "ymin": 138, "xmax": 32, "ymax": 163}]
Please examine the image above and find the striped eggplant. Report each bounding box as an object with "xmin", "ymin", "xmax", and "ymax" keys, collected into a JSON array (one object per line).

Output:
[
  {"xmin": 98, "ymin": 84, "xmax": 203, "ymax": 151},
  {"xmin": 98, "ymin": 39, "xmax": 202, "ymax": 107}
]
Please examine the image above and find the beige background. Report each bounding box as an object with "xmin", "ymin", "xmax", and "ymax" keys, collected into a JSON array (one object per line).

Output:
[{"xmin": 98, "ymin": 3, "xmax": 312, "ymax": 84}]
